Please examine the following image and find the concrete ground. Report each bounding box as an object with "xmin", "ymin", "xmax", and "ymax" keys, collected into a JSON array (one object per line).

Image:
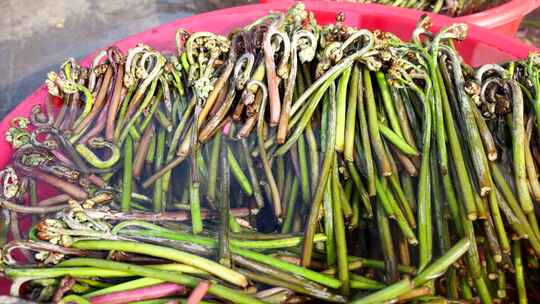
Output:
[
  {"xmin": 0, "ymin": 0, "xmax": 538, "ymax": 118},
  {"xmin": 0, "ymin": 0, "xmax": 251, "ymax": 118}
]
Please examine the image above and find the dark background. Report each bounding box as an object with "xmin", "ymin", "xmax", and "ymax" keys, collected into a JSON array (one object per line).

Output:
[{"xmin": 0, "ymin": 0, "xmax": 537, "ymax": 118}]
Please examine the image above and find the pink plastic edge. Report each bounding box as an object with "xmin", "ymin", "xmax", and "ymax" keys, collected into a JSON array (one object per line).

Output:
[
  {"xmin": 261, "ymin": 0, "xmax": 540, "ymax": 35},
  {"xmin": 456, "ymin": 0, "xmax": 539, "ymax": 33},
  {"xmin": 0, "ymin": 0, "xmax": 536, "ymax": 294}
]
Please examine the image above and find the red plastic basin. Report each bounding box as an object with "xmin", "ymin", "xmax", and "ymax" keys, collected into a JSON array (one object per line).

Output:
[
  {"xmin": 0, "ymin": 1, "xmax": 536, "ymax": 296},
  {"xmin": 261, "ymin": 0, "xmax": 540, "ymax": 36},
  {"xmin": 456, "ymin": 0, "xmax": 539, "ymax": 36}
]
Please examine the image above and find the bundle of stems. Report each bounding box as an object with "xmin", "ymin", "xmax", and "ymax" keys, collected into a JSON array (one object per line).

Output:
[
  {"xmin": 351, "ymin": 0, "xmax": 507, "ymax": 17},
  {"xmin": 0, "ymin": 3, "xmax": 539, "ymax": 303}
]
